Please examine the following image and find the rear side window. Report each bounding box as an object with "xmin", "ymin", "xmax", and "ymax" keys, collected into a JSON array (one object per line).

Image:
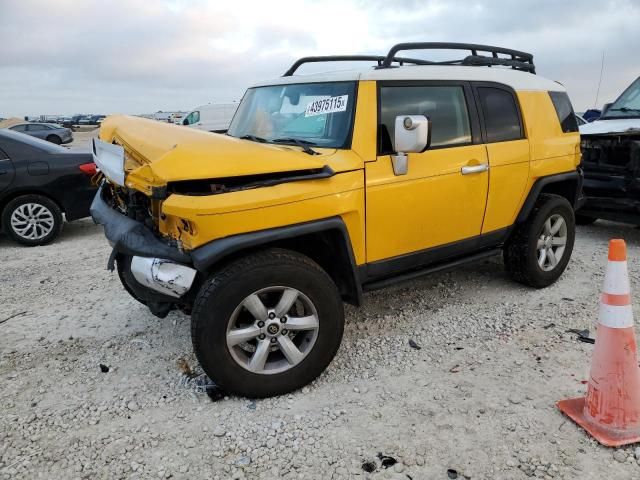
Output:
[
  {"xmin": 379, "ymin": 85, "xmax": 472, "ymax": 153},
  {"xmin": 477, "ymin": 87, "xmax": 523, "ymax": 143},
  {"xmin": 549, "ymin": 91, "xmax": 579, "ymax": 133}
]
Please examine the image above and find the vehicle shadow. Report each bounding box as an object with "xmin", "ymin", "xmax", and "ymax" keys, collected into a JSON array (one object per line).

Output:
[
  {"xmin": 57, "ymin": 217, "xmax": 102, "ymax": 241},
  {"xmin": 0, "ymin": 218, "xmax": 101, "ymax": 248},
  {"xmin": 577, "ymin": 220, "xmax": 640, "ymax": 245}
]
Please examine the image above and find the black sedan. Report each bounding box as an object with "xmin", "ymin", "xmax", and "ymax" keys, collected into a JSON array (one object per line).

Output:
[{"xmin": 0, "ymin": 129, "xmax": 97, "ymax": 246}]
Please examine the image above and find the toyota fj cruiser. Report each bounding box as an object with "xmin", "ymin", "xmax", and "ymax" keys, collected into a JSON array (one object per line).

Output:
[{"xmin": 91, "ymin": 43, "xmax": 582, "ymax": 397}]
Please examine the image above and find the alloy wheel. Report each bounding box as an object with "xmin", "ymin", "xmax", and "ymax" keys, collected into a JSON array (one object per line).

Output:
[
  {"xmin": 226, "ymin": 286, "xmax": 320, "ymax": 375},
  {"xmin": 536, "ymin": 213, "xmax": 567, "ymax": 272},
  {"xmin": 10, "ymin": 203, "xmax": 55, "ymax": 241}
]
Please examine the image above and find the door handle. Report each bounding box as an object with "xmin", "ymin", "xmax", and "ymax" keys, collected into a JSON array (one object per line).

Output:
[
  {"xmin": 461, "ymin": 163, "xmax": 489, "ymax": 175},
  {"xmin": 0, "ymin": 170, "xmax": 7, "ymax": 175}
]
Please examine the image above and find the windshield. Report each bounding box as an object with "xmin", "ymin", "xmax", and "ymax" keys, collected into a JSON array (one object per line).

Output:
[
  {"xmin": 228, "ymin": 81, "xmax": 356, "ymax": 148},
  {"xmin": 602, "ymin": 77, "xmax": 640, "ymax": 119}
]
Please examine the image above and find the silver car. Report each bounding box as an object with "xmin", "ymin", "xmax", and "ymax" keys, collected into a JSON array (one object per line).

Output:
[{"xmin": 7, "ymin": 123, "xmax": 73, "ymax": 145}]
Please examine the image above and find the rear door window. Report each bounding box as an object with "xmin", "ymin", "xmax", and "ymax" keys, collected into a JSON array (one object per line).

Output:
[
  {"xmin": 549, "ymin": 91, "xmax": 579, "ymax": 133},
  {"xmin": 10, "ymin": 125, "xmax": 27, "ymax": 132},
  {"xmin": 477, "ymin": 87, "xmax": 523, "ymax": 142},
  {"xmin": 379, "ymin": 85, "xmax": 472, "ymax": 154}
]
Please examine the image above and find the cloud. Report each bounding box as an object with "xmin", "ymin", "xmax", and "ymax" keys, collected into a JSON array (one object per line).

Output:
[{"xmin": 0, "ymin": 0, "xmax": 638, "ymax": 115}]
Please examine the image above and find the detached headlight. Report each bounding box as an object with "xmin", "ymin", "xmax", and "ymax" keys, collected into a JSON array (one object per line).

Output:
[{"xmin": 92, "ymin": 138, "xmax": 125, "ymax": 186}]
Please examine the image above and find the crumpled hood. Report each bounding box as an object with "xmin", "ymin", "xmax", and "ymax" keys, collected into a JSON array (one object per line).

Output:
[
  {"xmin": 99, "ymin": 115, "xmax": 363, "ymax": 186},
  {"xmin": 580, "ymin": 118, "xmax": 640, "ymax": 136}
]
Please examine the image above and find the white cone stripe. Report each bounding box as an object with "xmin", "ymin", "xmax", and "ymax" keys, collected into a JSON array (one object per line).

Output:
[
  {"xmin": 603, "ymin": 261, "xmax": 631, "ymax": 295},
  {"xmin": 599, "ymin": 303, "xmax": 634, "ymax": 328}
]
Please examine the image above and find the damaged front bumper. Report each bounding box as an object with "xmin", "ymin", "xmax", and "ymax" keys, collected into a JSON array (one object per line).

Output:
[
  {"xmin": 90, "ymin": 185, "xmax": 197, "ymax": 304},
  {"xmin": 579, "ymin": 132, "xmax": 640, "ymax": 223}
]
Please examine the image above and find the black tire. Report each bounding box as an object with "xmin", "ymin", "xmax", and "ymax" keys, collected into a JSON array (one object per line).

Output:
[
  {"xmin": 115, "ymin": 255, "xmax": 147, "ymax": 305},
  {"xmin": 575, "ymin": 213, "xmax": 597, "ymax": 226},
  {"xmin": 504, "ymin": 194, "xmax": 575, "ymax": 288},
  {"xmin": 46, "ymin": 135, "xmax": 62, "ymax": 145},
  {"xmin": 191, "ymin": 248, "xmax": 344, "ymax": 398},
  {"xmin": 1, "ymin": 194, "xmax": 63, "ymax": 246}
]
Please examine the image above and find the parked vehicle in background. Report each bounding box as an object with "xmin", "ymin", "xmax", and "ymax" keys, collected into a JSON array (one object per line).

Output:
[
  {"xmin": 7, "ymin": 123, "xmax": 73, "ymax": 145},
  {"xmin": 182, "ymin": 103, "xmax": 238, "ymax": 132},
  {"xmin": 0, "ymin": 129, "xmax": 97, "ymax": 246},
  {"xmin": 91, "ymin": 43, "xmax": 582, "ymax": 398},
  {"xmin": 582, "ymin": 109, "xmax": 602, "ymax": 122},
  {"xmin": 90, "ymin": 115, "xmax": 106, "ymax": 125},
  {"xmin": 78, "ymin": 116, "xmax": 93, "ymax": 125},
  {"xmin": 578, "ymin": 76, "xmax": 640, "ymax": 225},
  {"xmin": 170, "ymin": 113, "xmax": 185, "ymax": 124},
  {"xmin": 60, "ymin": 115, "xmax": 82, "ymax": 128}
]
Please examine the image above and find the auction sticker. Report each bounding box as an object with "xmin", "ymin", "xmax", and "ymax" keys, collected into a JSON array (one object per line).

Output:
[{"xmin": 305, "ymin": 95, "xmax": 348, "ymax": 117}]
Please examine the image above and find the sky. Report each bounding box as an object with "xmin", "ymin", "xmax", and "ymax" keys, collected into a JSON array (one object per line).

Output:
[{"xmin": 1, "ymin": 0, "xmax": 639, "ymax": 117}]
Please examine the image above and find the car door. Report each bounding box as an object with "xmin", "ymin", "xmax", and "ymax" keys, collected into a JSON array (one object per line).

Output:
[
  {"xmin": 365, "ymin": 82, "xmax": 489, "ymax": 272},
  {"xmin": 0, "ymin": 145, "xmax": 15, "ymax": 194},
  {"xmin": 473, "ymin": 83, "xmax": 530, "ymax": 234}
]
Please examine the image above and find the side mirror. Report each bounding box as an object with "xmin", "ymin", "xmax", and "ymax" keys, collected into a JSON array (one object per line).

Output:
[{"xmin": 392, "ymin": 115, "xmax": 431, "ymax": 175}]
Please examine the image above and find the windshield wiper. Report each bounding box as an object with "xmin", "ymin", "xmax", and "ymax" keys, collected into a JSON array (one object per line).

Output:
[
  {"xmin": 240, "ymin": 134, "xmax": 268, "ymax": 143},
  {"xmin": 608, "ymin": 107, "xmax": 640, "ymax": 113},
  {"xmin": 271, "ymin": 138, "xmax": 320, "ymax": 155}
]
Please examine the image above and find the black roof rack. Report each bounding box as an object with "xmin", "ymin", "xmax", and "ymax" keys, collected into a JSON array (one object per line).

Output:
[
  {"xmin": 379, "ymin": 42, "xmax": 535, "ymax": 73},
  {"xmin": 283, "ymin": 55, "xmax": 432, "ymax": 77},
  {"xmin": 283, "ymin": 43, "xmax": 535, "ymax": 77}
]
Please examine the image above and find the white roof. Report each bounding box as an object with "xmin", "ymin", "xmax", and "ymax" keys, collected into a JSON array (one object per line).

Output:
[{"xmin": 252, "ymin": 65, "xmax": 565, "ymax": 92}]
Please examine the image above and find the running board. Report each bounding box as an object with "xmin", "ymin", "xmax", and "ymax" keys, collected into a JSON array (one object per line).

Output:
[{"xmin": 362, "ymin": 248, "xmax": 501, "ymax": 292}]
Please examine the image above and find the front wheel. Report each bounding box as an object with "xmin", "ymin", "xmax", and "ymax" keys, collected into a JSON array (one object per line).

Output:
[
  {"xmin": 191, "ymin": 249, "xmax": 344, "ymax": 398},
  {"xmin": 46, "ymin": 135, "xmax": 62, "ymax": 145},
  {"xmin": 504, "ymin": 194, "xmax": 575, "ymax": 288}
]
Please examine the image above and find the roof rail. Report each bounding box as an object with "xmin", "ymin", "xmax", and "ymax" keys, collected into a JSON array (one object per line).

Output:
[
  {"xmin": 283, "ymin": 55, "xmax": 432, "ymax": 77},
  {"xmin": 379, "ymin": 42, "xmax": 535, "ymax": 73}
]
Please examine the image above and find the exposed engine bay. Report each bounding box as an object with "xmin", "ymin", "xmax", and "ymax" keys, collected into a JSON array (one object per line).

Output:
[{"xmin": 579, "ymin": 131, "xmax": 640, "ymax": 223}]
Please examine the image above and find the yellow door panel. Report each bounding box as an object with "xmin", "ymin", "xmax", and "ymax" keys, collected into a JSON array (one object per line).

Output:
[
  {"xmin": 482, "ymin": 139, "xmax": 530, "ymax": 233},
  {"xmin": 366, "ymin": 144, "xmax": 489, "ymax": 262}
]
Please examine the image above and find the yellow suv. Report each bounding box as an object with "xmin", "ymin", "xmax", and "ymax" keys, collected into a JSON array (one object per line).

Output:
[{"xmin": 91, "ymin": 43, "xmax": 582, "ymax": 397}]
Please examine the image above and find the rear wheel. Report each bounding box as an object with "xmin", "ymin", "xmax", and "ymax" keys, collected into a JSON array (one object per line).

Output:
[
  {"xmin": 2, "ymin": 195, "xmax": 63, "ymax": 246},
  {"xmin": 504, "ymin": 194, "xmax": 575, "ymax": 288},
  {"xmin": 46, "ymin": 135, "xmax": 61, "ymax": 145},
  {"xmin": 191, "ymin": 249, "xmax": 344, "ymax": 398}
]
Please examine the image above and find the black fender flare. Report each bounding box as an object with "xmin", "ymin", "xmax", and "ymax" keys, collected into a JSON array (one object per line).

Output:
[
  {"xmin": 190, "ymin": 216, "xmax": 363, "ymax": 305},
  {"xmin": 515, "ymin": 170, "xmax": 583, "ymax": 223}
]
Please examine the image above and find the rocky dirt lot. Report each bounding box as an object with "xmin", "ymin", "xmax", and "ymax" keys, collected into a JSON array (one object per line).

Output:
[{"xmin": 2, "ymin": 220, "xmax": 640, "ymax": 480}]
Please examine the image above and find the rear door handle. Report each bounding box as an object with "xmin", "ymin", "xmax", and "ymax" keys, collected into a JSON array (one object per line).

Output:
[
  {"xmin": 0, "ymin": 170, "xmax": 7, "ymax": 175},
  {"xmin": 461, "ymin": 163, "xmax": 489, "ymax": 175}
]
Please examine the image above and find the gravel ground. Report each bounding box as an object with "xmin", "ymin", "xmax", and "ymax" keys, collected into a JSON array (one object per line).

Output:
[{"xmin": 2, "ymin": 219, "xmax": 640, "ymax": 479}]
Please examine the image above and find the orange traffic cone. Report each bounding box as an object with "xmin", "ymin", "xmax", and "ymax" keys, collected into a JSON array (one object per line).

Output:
[{"xmin": 557, "ymin": 239, "xmax": 640, "ymax": 446}]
